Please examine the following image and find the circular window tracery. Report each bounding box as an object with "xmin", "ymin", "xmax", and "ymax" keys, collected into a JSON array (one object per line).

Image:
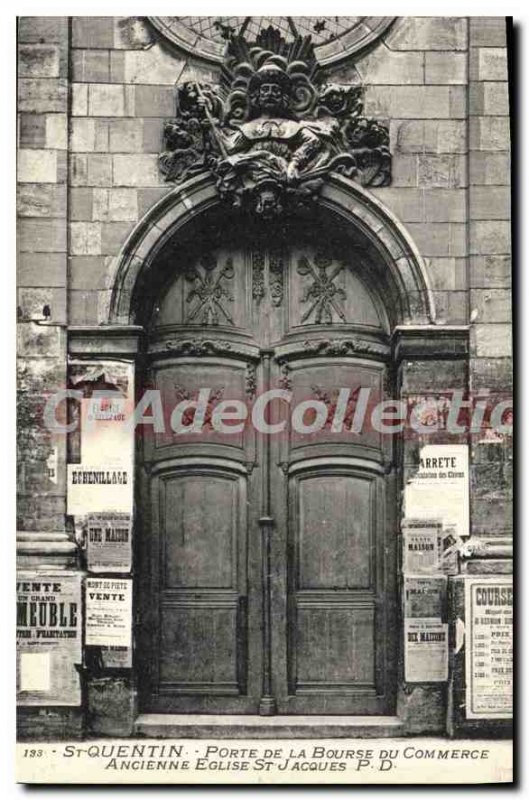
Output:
[{"xmin": 148, "ymin": 16, "xmax": 395, "ymax": 66}]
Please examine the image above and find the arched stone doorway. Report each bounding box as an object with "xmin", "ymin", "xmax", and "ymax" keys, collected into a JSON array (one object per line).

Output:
[
  {"xmin": 104, "ymin": 174, "xmax": 433, "ymax": 718},
  {"xmin": 108, "ymin": 173, "xmax": 434, "ymax": 328},
  {"xmin": 69, "ymin": 172, "xmax": 449, "ymax": 726}
]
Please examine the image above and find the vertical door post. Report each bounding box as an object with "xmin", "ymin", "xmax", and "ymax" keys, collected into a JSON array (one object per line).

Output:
[{"xmin": 259, "ymin": 350, "xmax": 276, "ymax": 715}]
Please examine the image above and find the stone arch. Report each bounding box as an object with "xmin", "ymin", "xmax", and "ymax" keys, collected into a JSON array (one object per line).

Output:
[{"xmin": 108, "ymin": 172, "xmax": 435, "ymax": 327}]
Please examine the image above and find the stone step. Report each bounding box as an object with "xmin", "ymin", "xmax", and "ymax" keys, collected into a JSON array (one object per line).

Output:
[{"xmin": 134, "ymin": 714, "xmax": 404, "ymax": 739}]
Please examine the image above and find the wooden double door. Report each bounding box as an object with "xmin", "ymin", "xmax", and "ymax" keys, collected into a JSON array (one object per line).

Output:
[{"xmin": 136, "ymin": 240, "xmax": 397, "ymax": 716}]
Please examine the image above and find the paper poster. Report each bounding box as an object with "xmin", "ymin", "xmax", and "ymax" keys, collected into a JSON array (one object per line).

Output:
[
  {"xmin": 85, "ymin": 578, "xmax": 133, "ymax": 667},
  {"xmin": 402, "ymin": 518, "xmax": 442, "ymax": 573},
  {"xmin": 80, "ymin": 394, "xmax": 133, "ymax": 466},
  {"xmin": 67, "ymin": 361, "xmax": 135, "ymax": 516},
  {"xmin": 86, "ymin": 512, "xmax": 132, "ymax": 573},
  {"xmin": 404, "ymin": 575, "xmax": 447, "ymax": 619},
  {"xmin": 67, "ymin": 464, "xmax": 133, "ymax": 515},
  {"xmin": 439, "ymin": 525, "xmax": 462, "ymax": 576},
  {"xmin": 404, "ymin": 444, "xmax": 469, "ymax": 538},
  {"xmin": 405, "ymin": 620, "xmax": 448, "ymax": 682},
  {"xmin": 465, "ymin": 577, "xmax": 513, "ymax": 719},
  {"xmin": 17, "ymin": 572, "xmax": 82, "ymax": 705}
]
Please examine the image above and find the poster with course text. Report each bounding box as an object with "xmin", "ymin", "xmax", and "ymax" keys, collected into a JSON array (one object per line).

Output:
[{"xmin": 465, "ymin": 577, "xmax": 513, "ymax": 719}]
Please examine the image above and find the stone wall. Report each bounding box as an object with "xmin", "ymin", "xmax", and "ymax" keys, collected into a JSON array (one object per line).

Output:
[
  {"xmin": 17, "ymin": 17, "xmax": 70, "ymax": 533},
  {"xmin": 467, "ymin": 18, "xmax": 512, "ymax": 543},
  {"xmin": 67, "ymin": 17, "xmax": 208, "ymax": 325},
  {"xmin": 335, "ymin": 17, "xmax": 472, "ymax": 327}
]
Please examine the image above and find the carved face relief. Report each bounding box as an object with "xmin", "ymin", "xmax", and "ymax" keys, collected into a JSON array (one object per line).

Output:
[
  {"xmin": 255, "ymin": 186, "xmax": 283, "ymax": 218},
  {"xmin": 256, "ymin": 83, "xmax": 288, "ymax": 114}
]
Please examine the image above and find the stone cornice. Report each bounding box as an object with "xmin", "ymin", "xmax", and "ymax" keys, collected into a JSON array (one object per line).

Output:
[
  {"xmin": 392, "ymin": 325, "xmax": 469, "ymax": 362},
  {"xmin": 147, "ymin": 333, "xmax": 260, "ymax": 361},
  {"xmin": 68, "ymin": 325, "xmax": 144, "ymax": 358},
  {"xmin": 16, "ymin": 532, "xmax": 78, "ymax": 564},
  {"xmin": 275, "ymin": 335, "xmax": 390, "ymax": 363}
]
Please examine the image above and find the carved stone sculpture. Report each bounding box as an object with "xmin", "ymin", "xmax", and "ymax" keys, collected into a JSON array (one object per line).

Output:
[{"xmin": 159, "ymin": 26, "xmax": 391, "ymax": 217}]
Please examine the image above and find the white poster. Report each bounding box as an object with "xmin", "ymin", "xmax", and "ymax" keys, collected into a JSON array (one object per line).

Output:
[
  {"xmin": 404, "ymin": 444, "xmax": 469, "ymax": 539},
  {"xmin": 17, "ymin": 572, "xmax": 82, "ymax": 705},
  {"xmin": 404, "ymin": 620, "xmax": 448, "ymax": 683},
  {"xmin": 465, "ymin": 577, "xmax": 513, "ymax": 720},
  {"xmin": 67, "ymin": 361, "xmax": 135, "ymax": 516},
  {"xmin": 85, "ymin": 578, "xmax": 133, "ymax": 649},
  {"xmin": 80, "ymin": 394, "xmax": 133, "ymax": 466},
  {"xmin": 402, "ymin": 519, "xmax": 442, "ymax": 573},
  {"xmin": 67, "ymin": 464, "xmax": 133, "ymax": 515},
  {"xmin": 86, "ymin": 512, "xmax": 132, "ymax": 573},
  {"xmin": 404, "ymin": 576, "xmax": 447, "ymax": 619}
]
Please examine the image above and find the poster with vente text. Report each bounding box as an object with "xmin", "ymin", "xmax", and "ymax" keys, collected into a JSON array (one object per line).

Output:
[{"xmin": 16, "ymin": 573, "xmax": 82, "ymax": 705}]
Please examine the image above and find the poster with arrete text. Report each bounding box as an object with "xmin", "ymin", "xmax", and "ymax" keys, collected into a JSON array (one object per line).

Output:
[{"xmin": 404, "ymin": 445, "xmax": 470, "ymax": 539}]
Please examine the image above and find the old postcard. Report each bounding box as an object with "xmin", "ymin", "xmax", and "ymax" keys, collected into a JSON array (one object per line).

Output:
[{"xmin": 16, "ymin": 14, "xmax": 513, "ymax": 784}]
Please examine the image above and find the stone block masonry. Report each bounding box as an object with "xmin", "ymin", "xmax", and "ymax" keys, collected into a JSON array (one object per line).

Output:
[
  {"xmin": 467, "ymin": 18, "xmax": 512, "ymax": 540},
  {"xmin": 65, "ymin": 18, "xmax": 194, "ymax": 324},
  {"xmin": 17, "ymin": 18, "xmax": 69, "ymax": 533}
]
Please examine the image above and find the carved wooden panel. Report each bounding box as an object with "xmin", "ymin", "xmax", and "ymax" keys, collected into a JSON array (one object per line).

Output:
[
  {"xmin": 285, "ymin": 359, "xmax": 386, "ymax": 457},
  {"xmin": 287, "ymin": 467, "xmax": 386, "ymax": 707},
  {"xmin": 160, "ymin": 602, "xmax": 240, "ymax": 691},
  {"xmin": 289, "ymin": 246, "xmax": 385, "ymax": 330},
  {"xmin": 150, "ymin": 359, "xmax": 248, "ymax": 455},
  {"xmin": 160, "ymin": 602, "xmax": 239, "ymax": 694},
  {"xmin": 295, "ymin": 605, "xmax": 375, "ymax": 686},
  {"xmin": 296, "ymin": 474, "xmax": 372, "ymax": 590},
  {"xmin": 155, "ymin": 468, "xmax": 249, "ymax": 701},
  {"xmin": 163, "ymin": 474, "xmax": 237, "ymax": 589},
  {"xmin": 151, "ymin": 240, "xmax": 387, "ymax": 343},
  {"xmin": 154, "ymin": 247, "xmax": 249, "ymax": 330}
]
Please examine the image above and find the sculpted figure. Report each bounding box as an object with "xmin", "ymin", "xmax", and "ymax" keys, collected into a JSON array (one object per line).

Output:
[
  {"xmin": 212, "ymin": 60, "xmax": 330, "ymax": 214},
  {"xmin": 159, "ymin": 27, "xmax": 391, "ymax": 217}
]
